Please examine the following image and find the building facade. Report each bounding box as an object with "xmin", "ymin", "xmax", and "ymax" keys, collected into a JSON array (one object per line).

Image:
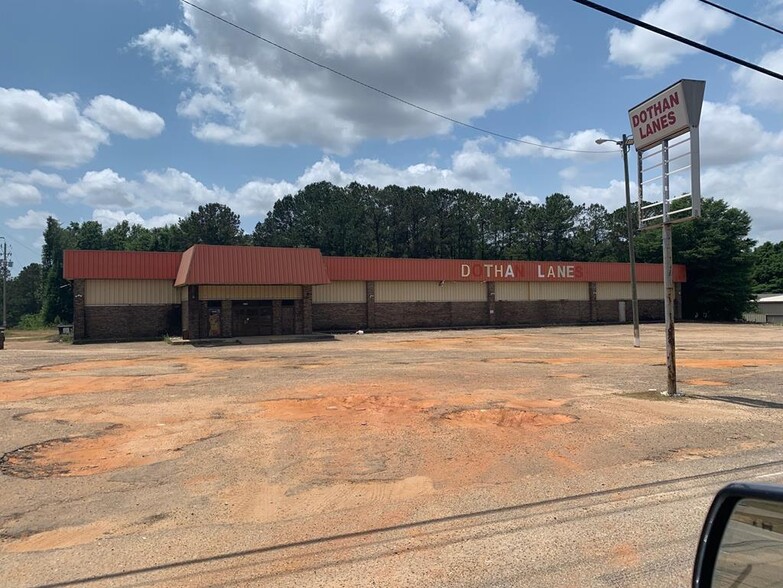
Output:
[{"xmin": 63, "ymin": 245, "xmax": 686, "ymax": 342}]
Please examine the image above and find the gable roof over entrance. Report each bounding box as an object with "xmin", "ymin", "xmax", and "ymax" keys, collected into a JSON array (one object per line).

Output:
[{"xmin": 174, "ymin": 244, "xmax": 330, "ymax": 286}]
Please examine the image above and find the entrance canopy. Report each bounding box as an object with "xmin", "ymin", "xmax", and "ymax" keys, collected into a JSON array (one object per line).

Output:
[{"xmin": 174, "ymin": 244, "xmax": 330, "ymax": 286}]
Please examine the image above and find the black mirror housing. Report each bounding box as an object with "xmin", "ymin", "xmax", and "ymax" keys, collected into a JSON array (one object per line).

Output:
[{"xmin": 693, "ymin": 482, "xmax": 783, "ymax": 587}]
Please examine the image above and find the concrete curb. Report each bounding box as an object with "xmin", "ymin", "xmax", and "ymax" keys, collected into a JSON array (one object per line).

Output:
[{"xmin": 167, "ymin": 333, "xmax": 336, "ymax": 346}]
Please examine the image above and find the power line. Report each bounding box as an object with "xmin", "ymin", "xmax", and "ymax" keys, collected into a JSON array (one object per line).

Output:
[
  {"xmin": 1, "ymin": 233, "xmax": 38, "ymax": 256},
  {"xmin": 697, "ymin": 0, "xmax": 783, "ymax": 36},
  {"xmin": 179, "ymin": 0, "xmax": 612, "ymax": 155},
  {"xmin": 570, "ymin": 0, "xmax": 783, "ymax": 82}
]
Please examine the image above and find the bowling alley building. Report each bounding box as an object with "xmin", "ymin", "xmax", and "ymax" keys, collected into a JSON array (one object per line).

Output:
[{"xmin": 63, "ymin": 245, "xmax": 685, "ymax": 342}]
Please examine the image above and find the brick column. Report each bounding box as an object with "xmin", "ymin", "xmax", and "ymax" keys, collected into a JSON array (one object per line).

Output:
[
  {"xmin": 589, "ymin": 282, "xmax": 597, "ymax": 322},
  {"xmin": 487, "ymin": 281, "xmax": 496, "ymax": 326},
  {"xmin": 73, "ymin": 279, "xmax": 86, "ymax": 341},
  {"xmin": 187, "ymin": 285, "xmax": 200, "ymax": 339},
  {"xmin": 221, "ymin": 300, "xmax": 232, "ymax": 337},
  {"xmin": 366, "ymin": 281, "xmax": 376, "ymax": 330},
  {"xmin": 272, "ymin": 300, "xmax": 283, "ymax": 335},
  {"xmin": 302, "ymin": 286, "xmax": 313, "ymax": 334}
]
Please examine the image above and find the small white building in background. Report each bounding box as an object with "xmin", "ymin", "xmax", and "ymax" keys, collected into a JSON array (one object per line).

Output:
[{"xmin": 746, "ymin": 294, "xmax": 783, "ymax": 324}]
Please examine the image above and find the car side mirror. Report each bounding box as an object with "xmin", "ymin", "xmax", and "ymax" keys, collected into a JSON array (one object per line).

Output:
[{"xmin": 693, "ymin": 482, "xmax": 783, "ymax": 587}]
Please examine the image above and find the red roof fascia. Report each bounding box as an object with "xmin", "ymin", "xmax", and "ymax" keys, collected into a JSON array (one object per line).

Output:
[
  {"xmin": 63, "ymin": 248, "xmax": 685, "ymax": 284},
  {"xmin": 323, "ymin": 257, "xmax": 686, "ymax": 283},
  {"xmin": 174, "ymin": 244, "xmax": 330, "ymax": 286},
  {"xmin": 63, "ymin": 250, "xmax": 182, "ymax": 280}
]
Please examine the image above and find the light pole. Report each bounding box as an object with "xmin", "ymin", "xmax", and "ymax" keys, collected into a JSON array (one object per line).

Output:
[
  {"xmin": 596, "ymin": 135, "xmax": 640, "ymax": 348},
  {"xmin": 0, "ymin": 236, "xmax": 6, "ymax": 330}
]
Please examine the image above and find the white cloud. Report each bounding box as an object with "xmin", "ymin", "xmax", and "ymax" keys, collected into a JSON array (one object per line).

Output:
[
  {"xmin": 0, "ymin": 168, "xmax": 67, "ymax": 189},
  {"xmin": 0, "ymin": 180, "xmax": 41, "ymax": 206},
  {"xmin": 699, "ymin": 101, "xmax": 783, "ymax": 166},
  {"xmin": 63, "ymin": 167, "xmax": 229, "ymax": 214},
  {"xmin": 732, "ymin": 47, "xmax": 783, "ymax": 111},
  {"xmin": 0, "ymin": 88, "xmax": 165, "ymax": 168},
  {"xmin": 562, "ymin": 179, "xmax": 629, "ymax": 209},
  {"xmin": 134, "ymin": 0, "xmax": 554, "ymax": 152},
  {"xmin": 60, "ymin": 139, "xmax": 513, "ymax": 222},
  {"xmin": 6, "ymin": 209, "xmax": 55, "ymax": 230},
  {"xmin": 563, "ymin": 150, "xmax": 783, "ymax": 244},
  {"xmin": 0, "ymin": 88, "xmax": 109, "ymax": 168},
  {"xmin": 84, "ymin": 95, "xmax": 165, "ymax": 139},
  {"xmin": 701, "ymin": 155, "xmax": 783, "ymax": 243},
  {"xmin": 608, "ymin": 0, "xmax": 732, "ymax": 76},
  {"xmin": 277, "ymin": 139, "xmax": 512, "ymax": 201},
  {"xmin": 767, "ymin": 0, "xmax": 783, "ymax": 26},
  {"xmin": 63, "ymin": 169, "xmax": 135, "ymax": 208},
  {"xmin": 501, "ymin": 129, "xmax": 617, "ymax": 161},
  {"xmin": 139, "ymin": 168, "xmax": 225, "ymax": 211},
  {"xmin": 91, "ymin": 209, "xmax": 182, "ymax": 229}
]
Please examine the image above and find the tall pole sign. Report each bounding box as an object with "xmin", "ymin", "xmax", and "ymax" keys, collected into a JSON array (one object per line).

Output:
[
  {"xmin": 1, "ymin": 237, "xmax": 7, "ymax": 331},
  {"xmin": 628, "ymin": 79, "xmax": 705, "ymax": 397}
]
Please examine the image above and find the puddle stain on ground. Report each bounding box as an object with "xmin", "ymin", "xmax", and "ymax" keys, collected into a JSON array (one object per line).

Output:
[
  {"xmin": 684, "ymin": 379, "xmax": 729, "ymax": 386},
  {"xmin": 257, "ymin": 394, "xmax": 437, "ymax": 421},
  {"xmin": 0, "ymin": 390, "xmax": 577, "ymax": 481},
  {"xmin": 221, "ymin": 476, "xmax": 435, "ymax": 524},
  {"xmin": 679, "ymin": 358, "xmax": 783, "ymax": 369},
  {"xmin": 0, "ymin": 520, "xmax": 115, "ymax": 553},
  {"xmin": 0, "ymin": 420, "xmax": 227, "ymax": 478},
  {"xmin": 0, "ymin": 356, "xmax": 344, "ymax": 402},
  {"xmin": 440, "ymin": 408, "xmax": 575, "ymax": 428},
  {"xmin": 0, "ymin": 400, "xmax": 243, "ymax": 478}
]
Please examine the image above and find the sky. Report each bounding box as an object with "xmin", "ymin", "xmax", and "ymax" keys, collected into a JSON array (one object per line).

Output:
[{"xmin": 1, "ymin": 0, "xmax": 782, "ymax": 273}]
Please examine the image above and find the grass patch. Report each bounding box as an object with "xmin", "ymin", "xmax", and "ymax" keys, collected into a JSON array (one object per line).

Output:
[
  {"xmin": 620, "ymin": 390, "xmax": 688, "ymax": 401},
  {"xmin": 5, "ymin": 329, "xmax": 59, "ymax": 342}
]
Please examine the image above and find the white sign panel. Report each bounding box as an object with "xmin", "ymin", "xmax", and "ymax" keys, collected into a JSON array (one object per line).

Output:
[{"xmin": 628, "ymin": 79, "xmax": 705, "ymax": 151}]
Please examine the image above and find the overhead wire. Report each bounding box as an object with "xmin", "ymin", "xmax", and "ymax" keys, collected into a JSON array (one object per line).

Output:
[
  {"xmin": 1, "ymin": 234, "xmax": 37, "ymax": 256},
  {"xmin": 179, "ymin": 0, "xmax": 612, "ymax": 155},
  {"xmin": 570, "ymin": 0, "xmax": 783, "ymax": 82},
  {"xmin": 696, "ymin": 0, "xmax": 783, "ymax": 36}
]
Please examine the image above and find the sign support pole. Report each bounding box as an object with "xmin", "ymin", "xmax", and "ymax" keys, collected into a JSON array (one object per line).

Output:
[
  {"xmin": 661, "ymin": 139, "xmax": 679, "ymax": 396},
  {"xmin": 1, "ymin": 238, "xmax": 7, "ymax": 330}
]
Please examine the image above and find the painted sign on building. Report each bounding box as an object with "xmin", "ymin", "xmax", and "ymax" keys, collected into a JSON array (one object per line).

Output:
[
  {"xmin": 458, "ymin": 263, "xmax": 585, "ymax": 281},
  {"xmin": 461, "ymin": 263, "xmax": 522, "ymax": 279}
]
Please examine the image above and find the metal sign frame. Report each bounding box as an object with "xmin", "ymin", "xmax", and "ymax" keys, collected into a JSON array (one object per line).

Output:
[
  {"xmin": 637, "ymin": 129, "xmax": 702, "ymax": 230},
  {"xmin": 628, "ymin": 79, "xmax": 706, "ymax": 397}
]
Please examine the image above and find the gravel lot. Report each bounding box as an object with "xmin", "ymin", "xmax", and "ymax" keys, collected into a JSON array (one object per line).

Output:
[{"xmin": 1, "ymin": 323, "xmax": 782, "ymax": 587}]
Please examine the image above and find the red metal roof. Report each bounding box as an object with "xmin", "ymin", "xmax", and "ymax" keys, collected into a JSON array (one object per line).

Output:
[
  {"xmin": 324, "ymin": 257, "xmax": 686, "ymax": 283},
  {"xmin": 64, "ymin": 248, "xmax": 685, "ymax": 284},
  {"xmin": 174, "ymin": 244, "xmax": 330, "ymax": 286},
  {"xmin": 63, "ymin": 250, "xmax": 181, "ymax": 280}
]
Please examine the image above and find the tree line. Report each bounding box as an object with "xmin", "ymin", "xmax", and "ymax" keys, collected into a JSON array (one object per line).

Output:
[{"xmin": 2, "ymin": 181, "xmax": 781, "ymax": 328}]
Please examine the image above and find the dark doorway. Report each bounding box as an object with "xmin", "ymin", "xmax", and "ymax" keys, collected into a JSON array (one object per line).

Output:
[
  {"xmin": 281, "ymin": 300, "xmax": 295, "ymax": 335},
  {"xmin": 207, "ymin": 302, "xmax": 222, "ymax": 338},
  {"xmin": 232, "ymin": 301, "xmax": 273, "ymax": 336}
]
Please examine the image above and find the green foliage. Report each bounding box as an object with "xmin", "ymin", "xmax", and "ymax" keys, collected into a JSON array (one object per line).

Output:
[
  {"xmin": 6, "ymin": 263, "xmax": 43, "ymax": 327},
  {"xmin": 253, "ymin": 183, "xmax": 623, "ymax": 262},
  {"xmin": 178, "ymin": 203, "xmax": 245, "ymax": 246},
  {"xmin": 635, "ymin": 198, "xmax": 755, "ymax": 320},
  {"xmin": 16, "ymin": 313, "xmax": 47, "ymax": 330},
  {"xmin": 28, "ymin": 182, "xmax": 774, "ymax": 327},
  {"xmin": 41, "ymin": 217, "xmax": 75, "ymax": 325},
  {"xmin": 750, "ymin": 241, "xmax": 783, "ymax": 294}
]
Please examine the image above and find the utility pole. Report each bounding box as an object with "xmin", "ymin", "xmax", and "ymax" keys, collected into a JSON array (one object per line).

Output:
[{"xmin": 595, "ymin": 135, "xmax": 641, "ymax": 348}]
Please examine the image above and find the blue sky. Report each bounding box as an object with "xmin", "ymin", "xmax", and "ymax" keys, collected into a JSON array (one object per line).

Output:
[{"xmin": 2, "ymin": 0, "xmax": 782, "ymax": 273}]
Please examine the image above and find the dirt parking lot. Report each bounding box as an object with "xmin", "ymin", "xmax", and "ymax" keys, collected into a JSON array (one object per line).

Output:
[{"xmin": 1, "ymin": 323, "xmax": 782, "ymax": 586}]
